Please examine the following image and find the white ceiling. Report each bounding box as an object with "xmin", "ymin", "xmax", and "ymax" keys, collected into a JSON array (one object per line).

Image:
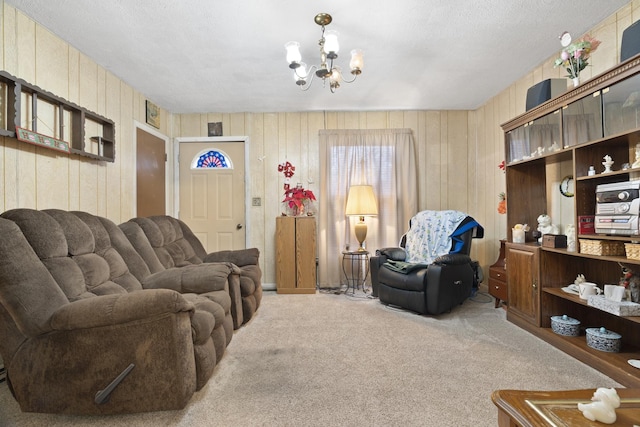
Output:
[{"xmin": 4, "ymin": 0, "xmax": 631, "ymax": 114}]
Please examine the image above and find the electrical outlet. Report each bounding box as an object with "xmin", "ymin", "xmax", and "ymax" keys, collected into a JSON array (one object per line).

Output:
[{"xmin": 252, "ymin": 197, "xmax": 261, "ymax": 206}]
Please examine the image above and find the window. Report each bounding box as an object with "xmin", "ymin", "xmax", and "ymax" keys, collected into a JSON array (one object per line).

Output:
[
  {"xmin": 191, "ymin": 149, "xmax": 233, "ymax": 169},
  {"xmin": 318, "ymin": 129, "xmax": 417, "ymax": 287}
]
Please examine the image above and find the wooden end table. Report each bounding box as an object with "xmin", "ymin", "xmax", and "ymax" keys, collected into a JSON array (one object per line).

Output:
[{"xmin": 492, "ymin": 388, "xmax": 640, "ymax": 426}]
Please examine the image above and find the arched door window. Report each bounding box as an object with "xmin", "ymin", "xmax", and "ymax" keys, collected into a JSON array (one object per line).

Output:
[{"xmin": 190, "ymin": 149, "xmax": 234, "ymax": 169}]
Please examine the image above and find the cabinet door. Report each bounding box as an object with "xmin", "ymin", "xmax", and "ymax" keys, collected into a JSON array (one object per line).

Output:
[
  {"xmin": 295, "ymin": 217, "xmax": 317, "ymax": 290},
  {"xmin": 507, "ymin": 246, "xmax": 540, "ymax": 326},
  {"xmin": 276, "ymin": 217, "xmax": 296, "ymax": 291}
]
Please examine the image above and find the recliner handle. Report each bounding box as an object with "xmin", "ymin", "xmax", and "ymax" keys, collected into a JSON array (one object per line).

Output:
[{"xmin": 94, "ymin": 363, "xmax": 135, "ymax": 405}]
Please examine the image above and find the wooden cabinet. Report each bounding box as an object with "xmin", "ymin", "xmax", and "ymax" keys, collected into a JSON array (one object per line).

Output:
[
  {"xmin": 276, "ymin": 216, "xmax": 317, "ymax": 294},
  {"xmin": 488, "ymin": 240, "xmax": 507, "ymax": 308},
  {"xmin": 502, "ymin": 55, "xmax": 640, "ymax": 388},
  {"xmin": 505, "ymin": 243, "xmax": 540, "ymax": 326}
]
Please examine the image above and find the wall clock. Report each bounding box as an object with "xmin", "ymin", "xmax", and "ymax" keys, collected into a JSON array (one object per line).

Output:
[{"xmin": 560, "ymin": 175, "xmax": 574, "ymax": 197}]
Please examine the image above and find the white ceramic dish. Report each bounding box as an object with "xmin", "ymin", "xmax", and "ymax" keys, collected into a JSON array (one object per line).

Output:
[
  {"xmin": 561, "ymin": 286, "xmax": 579, "ymax": 295},
  {"xmin": 628, "ymin": 359, "xmax": 640, "ymax": 369}
]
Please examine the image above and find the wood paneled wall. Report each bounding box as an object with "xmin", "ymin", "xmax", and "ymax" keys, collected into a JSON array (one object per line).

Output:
[
  {"xmin": 0, "ymin": 2, "xmax": 170, "ymax": 224},
  {"xmin": 2, "ymin": 1, "xmax": 639, "ymax": 287},
  {"xmin": 172, "ymin": 110, "xmax": 480, "ymax": 286}
]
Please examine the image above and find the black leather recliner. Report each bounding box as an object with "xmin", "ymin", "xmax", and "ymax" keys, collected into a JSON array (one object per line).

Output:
[{"xmin": 370, "ymin": 211, "xmax": 483, "ymax": 315}]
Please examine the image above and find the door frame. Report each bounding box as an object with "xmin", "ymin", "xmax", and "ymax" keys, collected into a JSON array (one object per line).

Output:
[
  {"xmin": 174, "ymin": 136, "xmax": 251, "ymax": 248},
  {"xmin": 133, "ymin": 120, "xmax": 172, "ymax": 216}
]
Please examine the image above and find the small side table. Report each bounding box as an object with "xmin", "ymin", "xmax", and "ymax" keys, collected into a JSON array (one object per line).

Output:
[
  {"xmin": 342, "ymin": 251, "xmax": 370, "ymax": 294},
  {"xmin": 489, "ymin": 239, "xmax": 507, "ymax": 308}
]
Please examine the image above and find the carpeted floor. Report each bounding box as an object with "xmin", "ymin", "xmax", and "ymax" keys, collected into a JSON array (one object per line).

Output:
[{"xmin": 0, "ymin": 288, "xmax": 621, "ymax": 426}]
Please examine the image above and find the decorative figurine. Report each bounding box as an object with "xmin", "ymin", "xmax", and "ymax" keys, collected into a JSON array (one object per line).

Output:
[
  {"xmin": 577, "ymin": 387, "xmax": 620, "ymax": 424},
  {"xmin": 536, "ymin": 214, "xmax": 559, "ymax": 243},
  {"xmin": 565, "ymin": 224, "xmax": 576, "ymax": 252},
  {"xmin": 602, "ymin": 155, "xmax": 614, "ymax": 173},
  {"xmin": 619, "ymin": 264, "xmax": 640, "ymax": 303},
  {"xmin": 633, "ymin": 143, "xmax": 640, "ymax": 169}
]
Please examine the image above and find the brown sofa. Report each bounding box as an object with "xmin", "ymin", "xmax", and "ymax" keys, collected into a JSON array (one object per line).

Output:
[
  {"xmin": 123, "ymin": 215, "xmax": 262, "ymax": 327},
  {"xmin": 0, "ymin": 208, "xmax": 261, "ymax": 415}
]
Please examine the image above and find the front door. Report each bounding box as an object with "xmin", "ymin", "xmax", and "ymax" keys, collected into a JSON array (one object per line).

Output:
[{"xmin": 179, "ymin": 141, "xmax": 245, "ymax": 252}]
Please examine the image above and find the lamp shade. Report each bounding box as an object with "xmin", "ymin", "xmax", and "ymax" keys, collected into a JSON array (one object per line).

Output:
[
  {"xmin": 324, "ymin": 30, "xmax": 340, "ymax": 54},
  {"xmin": 345, "ymin": 185, "xmax": 378, "ymax": 216},
  {"xmin": 294, "ymin": 62, "xmax": 308, "ymax": 81},
  {"xmin": 349, "ymin": 49, "xmax": 364, "ymax": 72},
  {"xmin": 285, "ymin": 41, "xmax": 302, "ymax": 64}
]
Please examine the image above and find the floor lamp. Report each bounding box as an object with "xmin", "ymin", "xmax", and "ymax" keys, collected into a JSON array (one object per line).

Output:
[{"xmin": 345, "ymin": 185, "xmax": 378, "ymax": 251}]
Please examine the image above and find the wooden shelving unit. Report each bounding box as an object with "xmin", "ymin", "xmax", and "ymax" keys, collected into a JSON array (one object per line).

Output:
[
  {"xmin": 0, "ymin": 70, "xmax": 115, "ymax": 162},
  {"xmin": 502, "ymin": 55, "xmax": 640, "ymax": 387}
]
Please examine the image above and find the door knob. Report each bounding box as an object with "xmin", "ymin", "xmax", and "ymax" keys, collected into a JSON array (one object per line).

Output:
[{"xmin": 236, "ymin": 224, "xmax": 243, "ymax": 230}]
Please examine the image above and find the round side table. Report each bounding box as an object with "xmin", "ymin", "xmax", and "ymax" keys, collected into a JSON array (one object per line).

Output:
[{"xmin": 342, "ymin": 250, "xmax": 370, "ymax": 294}]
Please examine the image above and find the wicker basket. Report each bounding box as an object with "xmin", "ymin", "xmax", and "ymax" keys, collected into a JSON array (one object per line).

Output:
[
  {"xmin": 625, "ymin": 243, "xmax": 640, "ymax": 260},
  {"xmin": 579, "ymin": 239, "xmax": 625, "ymax": 256}
]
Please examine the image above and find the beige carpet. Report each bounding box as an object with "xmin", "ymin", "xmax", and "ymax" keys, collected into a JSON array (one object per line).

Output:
[{"xmin": 0, "ymin": 289, "xmax": 621, "ymax": 426}]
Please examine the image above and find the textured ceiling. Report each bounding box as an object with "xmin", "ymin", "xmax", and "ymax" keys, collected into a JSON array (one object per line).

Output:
[{"xmin": 4, "ymin": 0, "xmax": 631, "ymax": 113}]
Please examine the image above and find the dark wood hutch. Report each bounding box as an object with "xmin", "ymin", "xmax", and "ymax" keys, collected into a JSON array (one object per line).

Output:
[{"xmin": 502, "ymin": 54, "xmax": 640, "ymax": 388}]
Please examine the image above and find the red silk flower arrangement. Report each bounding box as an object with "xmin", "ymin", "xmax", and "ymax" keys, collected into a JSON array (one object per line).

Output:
[{"xmin": 278, "ymin": 161, "xmax": 316, "ymax": 215}]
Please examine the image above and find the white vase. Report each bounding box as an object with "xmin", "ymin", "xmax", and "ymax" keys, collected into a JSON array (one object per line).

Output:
[{"xmin": 572, "ymin": 77, "xmax": 580, "ymax": 87}]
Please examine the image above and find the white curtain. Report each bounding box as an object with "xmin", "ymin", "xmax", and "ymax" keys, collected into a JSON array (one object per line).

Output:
[{"xmin": 318, "ymin": 128, "xmax": 418, "ymax": 287}]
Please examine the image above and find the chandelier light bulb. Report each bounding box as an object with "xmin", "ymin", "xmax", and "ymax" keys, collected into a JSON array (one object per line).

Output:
[
  {"xmin": 295, "ymin": 62, "xmax": 308, "ymax": 84},
  {"xmin": 329, "ymin": 69, "xmax": 341, "ymax": 92},
  {"xmin": 329, "ymin": 68, "xmax": 342, "ymax": 84},
  {"xmin": 349, "ymin": 49, "xmax": 364, "ymax": 74},
  {"xmin": 285, "ymin": 41, "xmax": 302, "ymax": 67},
  {"xmin": 324, "ymin": 30, "xmax": 340, "ymax": 55}
]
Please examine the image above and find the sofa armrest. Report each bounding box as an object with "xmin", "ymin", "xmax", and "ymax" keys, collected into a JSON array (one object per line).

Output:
[
  {"xmin": 203, "ymin": 248, "xmax": 259, "ymax": 267},
  {"xmin": 141, "ymin": 262, "xmax": 245, "ymax": 331},
  {"xmin": 376, "ymin": 247, "xmax": 406, "ymax": 261},
  {"xmin": 50, "ymin": 289, "xmax": 194, "ymax": 331},
  {"xmin": 13, "ymin": 292, "xmax": 198, "ymax": 414},
  {"xmin": 370, "ymin": 249, "xmax": 404, "ymax": 298},
  {"xmin": 142, "ymin": 263, "xmax": 239, "ymax": 294},
  {"xmin": 433, "ymin": 253, "xmax": 472, "ymax": 266}
]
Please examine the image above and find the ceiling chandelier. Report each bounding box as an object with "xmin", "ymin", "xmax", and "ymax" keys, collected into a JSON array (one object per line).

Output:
[{"xmin": 284, "ymin": 13, "xmax": 364, "ymax": 93}]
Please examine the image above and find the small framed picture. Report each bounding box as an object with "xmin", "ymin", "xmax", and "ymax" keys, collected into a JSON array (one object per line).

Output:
[
  {"xmin": 146, "ymin": 100, "xmax": 160, "ymax": 128},
  {"xmin": 208, "ymin": 122, "xmax": 223, "ymax": 137}
]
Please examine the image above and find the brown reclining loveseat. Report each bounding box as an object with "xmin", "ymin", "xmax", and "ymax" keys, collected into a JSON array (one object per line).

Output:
[
  {"xmin": 123, "ymin": 215, "xmax": 262, "ymax": 327},
  {"xmin": 0, "ymin": 208, "xmax": 258, "ymax": 414}
]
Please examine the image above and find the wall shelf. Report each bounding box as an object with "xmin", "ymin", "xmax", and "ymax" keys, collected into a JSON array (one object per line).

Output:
[{"xmin": 0, "ymin": 70, "xmax": 115, "ymax": 162}]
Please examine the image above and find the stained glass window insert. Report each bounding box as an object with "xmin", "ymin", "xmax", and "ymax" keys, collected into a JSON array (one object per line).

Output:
[{"xmin": 191, "ymin": 149, "xmax": 233, "ymax": 169}]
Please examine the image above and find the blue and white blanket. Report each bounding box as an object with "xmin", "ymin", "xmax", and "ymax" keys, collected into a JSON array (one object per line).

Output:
[{"xmin": 403, "ymin": 210, "xmax": 472, "ymax": 264}]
